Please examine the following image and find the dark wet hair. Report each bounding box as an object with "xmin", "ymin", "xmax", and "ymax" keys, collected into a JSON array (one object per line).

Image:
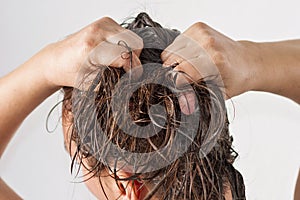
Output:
[{"xmin": 63, "ymin": 12, "xmax": 245, "ymax": 200}]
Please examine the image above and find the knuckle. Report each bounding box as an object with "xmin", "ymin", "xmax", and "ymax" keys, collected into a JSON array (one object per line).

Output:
[
  {"xmin": 85, "ymin": 16, "xmax": 116, "ymax": 36},
  {"xmin": 75, "ymin": 16, "xmax": 120, "ymax": 56},
  {"xmin": 127, "ymin": 34, "xmax": 144, "ymax": 49},
  {"xmin": 174, "ymin": 64, "xmax": 185, "ymax": 72},
  {"xmin": 204, "ymin": 36, "xmax": 216, "ymax": 47},
  {"xmin": 192, "ymin": 22, "xmax": 208, "ymax": 30},
  {"xmin": 85, "ymin": 23, "xmax": 100, "ymax": 36},
  {"xmin": 212, "ymin": 51, "xmax": 227, "ymax": 67},
  {"xmin": 99, "ymin": 16, "xmax": 114, "ymax": 23},
  {"xmin": 81, "ymin": 25, "xmax": 103, "ymax": 50},
  {"xmin": 81, "ymin": 36, "xmax": 95, "ymax": 51},
  {"xmin": 77, "ymin": 34, "xmax": 96, "ymax": 54}
]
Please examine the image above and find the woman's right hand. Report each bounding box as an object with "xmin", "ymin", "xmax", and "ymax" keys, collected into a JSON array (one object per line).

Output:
[
  {"xmin": 162, "ymin": 22, "xmax": 300, "ymax": 104},
  {"xmin": 161, "ymin": 22, "xmax": 260, "ymax": 99},
  {"xmin": 39, "ymin": 16, "xmax": 143, "ymax": 89}
]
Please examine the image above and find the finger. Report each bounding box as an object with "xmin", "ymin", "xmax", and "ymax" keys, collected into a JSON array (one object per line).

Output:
[
  {"xmin": 119, "ymin": 52, "xmax": 143, "ymax": 80},
  {"xmin": 161, "ymin": 35, "xmax": 187, "ymax": 61},
  {"xmin": 161, "ymin": 33, "xmax": 203, "ymax": 61},
  {"xmin": 103, "ymin": 45, "xmax": 143, "ymax": 80},
  {"xmin": 88, "ymin": 41, "xmax": 130, "ymax": 67},
  {"xmin": 163, "ymin": 43, "xmax": 205, "ymax": 68},
  {"xmin": 178, "ymin": 91, "xmax": 196, "ymax": 115},
  {"xmin": 173, "ymin": 61, "xmax": 201, "ymax": 86},
  {"xmin": 173, "ymin": 52, "xmax": 220, "ymax": 84},
  {"xmin": 107, "ymin": 29, "xmax": 144, "ymax": 57},
  {"xmin": 78, "ymin": 46, "xmax": 143, "ymax": 91},
  {"xmin": 186, "ymin": 55, "xmax": 219, "ymax": 80},
  {"xmin": 87, "ymin": 41, "xmax": 143, "ymax": 80},
  {"xmin": 162, "ymin": 52, "xmax": 185, "ymax": 67}
]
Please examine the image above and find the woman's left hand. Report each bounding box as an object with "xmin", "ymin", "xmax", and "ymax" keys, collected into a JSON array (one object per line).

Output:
[{"xmin": 39, "ymin": 17, "xmax": 143, "ymax": 88}]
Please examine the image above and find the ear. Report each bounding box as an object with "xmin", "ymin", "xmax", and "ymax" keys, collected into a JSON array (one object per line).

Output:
[{"xmin": 118, "ymin": 179, "xmax": 141, "ymax": 200}]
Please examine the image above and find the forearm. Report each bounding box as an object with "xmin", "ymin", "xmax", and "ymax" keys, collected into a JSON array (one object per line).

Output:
[
  {"xmin": 0, "ymin": 46, "xmax": 59, "ymax": 157},
  {"xmin": 0, "ymin": 178, "xmax": 21, "ymax": 200},
  {"xmin": 246, "ymin": 40, "xmax": 300, "ymax": 103},
  {"xmin": 295, "ymin": 170, "xmax": 300, "ymax": 200}
]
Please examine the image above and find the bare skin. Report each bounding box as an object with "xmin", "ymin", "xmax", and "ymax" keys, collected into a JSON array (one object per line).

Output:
[
  {"xmin": 161, "ymin": 22, "xmax": 300, "ymax": 102},
  {"xmin": 0, "ymin": 19, "xmax": 299, "ymax": 199},
  {"xmin": 161, "ymin": 22, "xmax": 300, "ymax": 200},
  {"xmin": 0, "ymin": 16, "xmax": 143, "ymax": 199},
  {"xmin": 296, "ymin": 170, "xmax": 300, "ymax": 200}
]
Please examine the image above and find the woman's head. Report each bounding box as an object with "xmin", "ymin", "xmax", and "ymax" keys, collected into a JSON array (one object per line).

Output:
[{"xmin": 62, "ymin": 12, "xmax": 245, "ymax": 200}]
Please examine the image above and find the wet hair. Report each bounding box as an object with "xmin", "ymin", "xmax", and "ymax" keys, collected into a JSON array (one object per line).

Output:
[{"xmin": 62, "ymin": 12, "xmax": 245, "ymax": 200}]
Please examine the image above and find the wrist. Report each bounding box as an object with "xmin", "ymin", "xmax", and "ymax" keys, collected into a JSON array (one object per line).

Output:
[
  {"xmin": 246, "ymin": 41, "xmax": 286, "ymax": 94},
  {"xmin": 35, "ymin": 43, "xmax": 65, "ymax": 90},
  {"xmin": 235, "ymin": 40, "xmax": 262, "ymax": 94},
  {"xmin": 249, "ymin": 42, "xmax": 276, "ymax": 93},
  {"xmin": 250, "ymin": 40, "xmax": 300, "ymax": 102},
  {"xmin": 39, "ymin": 38, "xmax": 87, "ymax": 88},
  {"xmin": 23, "ymin": 44, "xmax": 62, "ymax": 92}
]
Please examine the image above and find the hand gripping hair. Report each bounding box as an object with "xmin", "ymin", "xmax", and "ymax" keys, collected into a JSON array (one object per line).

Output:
[{"xmin": 62, "ymin": 12, "xmax": 246, "ymax": 200}]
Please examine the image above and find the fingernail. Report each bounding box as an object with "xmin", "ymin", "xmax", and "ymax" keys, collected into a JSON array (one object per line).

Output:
[
  {"xmin": 178, "ymin": 92, "xmax": 196, "ymax": 115},
  {"xmin": 175, "ymin": 73, "xmax": 190, "ymax": 87},
  {"xmin": 162, "ymin": 62, "xmax": 169, "ymax": 67}
]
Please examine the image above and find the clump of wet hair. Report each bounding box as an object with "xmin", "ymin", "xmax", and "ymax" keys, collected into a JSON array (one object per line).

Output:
[{"xmin": 63, "ymin": 12, "xmax": 245, "ymax": 200}]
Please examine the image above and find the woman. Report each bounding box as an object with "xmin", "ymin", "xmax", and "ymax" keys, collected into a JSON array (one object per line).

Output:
[
  {"xmin": 61, "ymin": 12, "xmax": 245, "ymax": 199},
  {"xmin": 0, "ymin": 12, "xmax": 299, "ymax": 200}
]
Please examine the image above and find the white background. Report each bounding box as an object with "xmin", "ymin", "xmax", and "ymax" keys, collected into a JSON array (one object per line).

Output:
[{"xmin": 0, "ymin": 0, "xmax": 300, "ymax": 199}]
